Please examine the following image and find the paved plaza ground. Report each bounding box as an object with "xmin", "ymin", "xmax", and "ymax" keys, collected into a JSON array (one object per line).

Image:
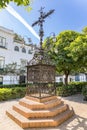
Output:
[{"xmin": 0, "ymin": 94, "xmax": 87, "ymax": 130}]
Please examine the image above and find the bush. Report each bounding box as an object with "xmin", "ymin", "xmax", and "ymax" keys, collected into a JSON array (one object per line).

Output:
[
  {"xmin": 0, "ymin": 83, "xmax": 26, "ymax": 88},
  {"xmin": 82, "ymin": 86, "xmax": 87, "ymax": 96},
  {"xmin": 82, "ymin": 86, "xmax": 87, "ymax": 101},
  {"xmin": 0, "ymin": 87, "xmax": 26, "ymax": 101},
  {"xmin": 69, "ymin": 81, "xmax": 87, "ymax": 92},
  {"xmin": 56, "ymin": 81, "xmax": 87, "ymax": 97},
  {"xmin": 57, "ymin": 85, "xmax": 77, "ymax": 97},
  {"xmin": 0, "ymin": 88, "xmax": 12, "ymax": 100},
  {"xmin": 55, "ymin": 82, "xmax": 63, "ymax": 86}
]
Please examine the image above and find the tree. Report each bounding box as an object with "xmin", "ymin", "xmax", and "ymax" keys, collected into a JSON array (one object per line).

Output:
[
  {"xmin": 82, "ymin": 26, "xmax": 87, "ymax": 34},
  {"xmin": 14, "ymin": 33, "xmax": 25, "ymax": 43},
  {"xmin": 1, "ymin": 62, "xmax": 26, "ymax": 75},
  {"xmin": 0, "ymin": 0, "xmax": 31, "ymax": 8},
  {"xmin": 43, "ymin": 30, "xmax": 80, "ymax": 85},
  {"xmin": 68, "ymin": 34, "xmax": 87, "ymax": 73},
  {"xmin": 3, "ymin": 62, "xmax": 18, "ymax": 74}
]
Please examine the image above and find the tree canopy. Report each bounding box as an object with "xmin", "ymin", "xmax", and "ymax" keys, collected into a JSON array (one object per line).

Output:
[
  {"xmin": 82, "ymin": 26, "xmax": 87, "ymax": 34},
  {"xmin": 0, "ymin": 0, "xmax": 30, "ymax": 8},
  {"xmin": 43, "ymin": 30, "xmax": 80, "ymax": 85},
  {"xmin": 68, "ymin": 34, "xmax": 87, "ymax": 73}
]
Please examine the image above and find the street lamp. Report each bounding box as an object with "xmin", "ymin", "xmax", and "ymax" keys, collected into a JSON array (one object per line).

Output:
[
  {"xmin": 46, "ymin": 32, "xmax": 57, "ymax": 45},
  {"xmin": 46, "ymin": 32, "xmax": 58, "ymax": 53},
  {"xmin": 50, "ymin": 32, "xmax": 57, "ymax": 43}
]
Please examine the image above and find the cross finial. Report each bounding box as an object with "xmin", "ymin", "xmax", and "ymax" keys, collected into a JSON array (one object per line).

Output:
[{"xmin": 32, "ymin": 7, "xmax": 55, "ymax": 49}]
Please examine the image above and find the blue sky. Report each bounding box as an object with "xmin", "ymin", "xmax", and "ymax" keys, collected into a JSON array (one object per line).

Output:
[{"xmin": 0, "ymin": 0, "xmax": 87, "ymax": 44}]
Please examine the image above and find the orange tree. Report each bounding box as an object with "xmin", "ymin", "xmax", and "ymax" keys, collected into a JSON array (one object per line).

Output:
[{"xmin": 43, "ymin": 30, "xmax": 80, "ymax": 85}]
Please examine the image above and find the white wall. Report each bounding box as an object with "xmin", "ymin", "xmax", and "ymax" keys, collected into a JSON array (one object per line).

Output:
[
  {"xmin": 0, "ymin": 26, "xmax": 34, "ymax": 84},
  {"xmin": 79, "ymin": 73, "xmax": 86, "ymax": 82},
  {"xmin": 3, "ymin": 75, "xmax": 19, "ymax": 84},
  {"xmin": 0, "ymin": 26, "xmax": 34, "ymax": 66},
  {"xmin": 0, "ymin": 26, "xmax": 14, "ymax": 65},
  {"xmin": 56, "ymin": 74, "xmax": 87, "ymax": 83},
  {"xmin": 12, "ymin": 42, "xmax": 34, "ymax": 65}
]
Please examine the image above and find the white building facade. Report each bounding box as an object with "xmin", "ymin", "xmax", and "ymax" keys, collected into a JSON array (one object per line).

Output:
[
  {"xmin": 56, "ymin": 73, "xmax": 87, "ymax": 84},
  {"xmin": 0, "ymin": 26, "xmax": 34, "ymax": 84}
]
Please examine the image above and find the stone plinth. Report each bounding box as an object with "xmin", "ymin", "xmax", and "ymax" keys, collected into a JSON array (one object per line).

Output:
[{"xmin": 6, "ymin": 96, "xmax": 74, "ymax": 128}]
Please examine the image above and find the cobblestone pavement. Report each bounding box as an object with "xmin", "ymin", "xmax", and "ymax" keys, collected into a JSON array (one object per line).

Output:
[{"xmin": 0, "ymin": 94, "xmax": 87, "ymax": 130}]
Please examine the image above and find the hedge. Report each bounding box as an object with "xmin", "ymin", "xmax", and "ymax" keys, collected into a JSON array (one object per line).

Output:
[
  {"xmin": 0, "ymin": 83, "xmax": 26, "ymax": 88},
  {"xmin": 1, "ymin": 82, "xmax": 87, "ymax": 100},
  {"xmin": 56, "ymin": 81, "xmax": 87, "ymax": 97},
  {"xmin": 0, "ymin": 87, "xmax": 26, "ymax": 101},
  {"xmin": 69, "ymin": 81, "xmax": 87, "ymax": 92}
]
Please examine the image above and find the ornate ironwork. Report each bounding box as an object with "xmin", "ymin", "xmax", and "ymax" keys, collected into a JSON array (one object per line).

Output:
[
  {"xmin": 26, "ymin": 83, "xmax": 56, "ymax": 98},
  {"xmin": 26, "ymin": 7, "xmax": 56, "ymax": 99},
  {"xmin": 32, "ymin": 7, "xmax": 55, "ymax": 49},
  {"xmin": 27, "ymin": 64, "xmax": 55, "ymax": 83},
  {"xmin": 28, "ymin": 49, "xmax": 53, "ymax": 65}
]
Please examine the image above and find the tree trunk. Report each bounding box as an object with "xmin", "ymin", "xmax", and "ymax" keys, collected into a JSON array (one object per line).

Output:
[
  {"xmin": 64, "ymin": 71, "xmax": 69, "ymax": 85},
  {"xmin": 64, "ymin": 74, "xmax": 68, "ymax": 85}
]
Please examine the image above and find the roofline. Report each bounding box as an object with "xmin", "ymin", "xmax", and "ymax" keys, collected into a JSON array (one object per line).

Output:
[
  {"xmin": 14, "ymin": 40, "xmax": 36, "ymax": 47},
  {"xmin": 0, "ymin": 26, "xmax": 14, "ymax": 35}
]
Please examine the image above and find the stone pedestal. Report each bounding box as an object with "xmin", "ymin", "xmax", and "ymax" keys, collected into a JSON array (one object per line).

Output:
[{"xmin": 6, "ymin": 96, "xmax": 74, "ymax": 128}]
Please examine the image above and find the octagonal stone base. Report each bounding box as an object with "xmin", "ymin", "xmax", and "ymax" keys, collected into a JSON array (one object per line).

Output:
[{"xmin": 6, "ymin": 96, "xmax": 74, "ymax": 128}]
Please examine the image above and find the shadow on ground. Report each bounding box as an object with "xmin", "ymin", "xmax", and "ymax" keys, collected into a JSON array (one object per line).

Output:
[
  {"xmin": 62, "ymin": 94, "xmax": 87, "ymax": 104},
  {"xmin": 25, "ymin": 114, "xmax": 87, "ymax": 130}
]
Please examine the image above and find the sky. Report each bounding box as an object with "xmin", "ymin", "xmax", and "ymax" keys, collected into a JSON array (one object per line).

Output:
[{"xmin": 0, "ymin": 0, "xmax": 87, "ymax": 44}]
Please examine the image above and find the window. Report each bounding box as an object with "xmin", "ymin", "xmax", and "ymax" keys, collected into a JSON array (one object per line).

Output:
[
  {"xmin": 28, "ymin": 50, "xmax": 32, "ymax": 54},
  {"xmin": 75, "ymin": 75, "xmax": 80, "ymax": 81},
  {"xmin": 0, "ymin": 36, "xmax": 6, "ymax": 48},
  {"xmin": 22, "ymin": 48, "xmax": 26, "ymax": 53},
  {"xmin": 0, "ymin": 57, "xmax": 5, "ymax": 68},
  {"xmin": 60, "ymin": 78, "xmax": 63, "ymax": 82},
  {"xmin": 86, "ymin": 75, "xmax": 87, "ymax": 81},
  {"xmin": 14, "ymin": 46, "xmax": 19, "ymax": 51}
]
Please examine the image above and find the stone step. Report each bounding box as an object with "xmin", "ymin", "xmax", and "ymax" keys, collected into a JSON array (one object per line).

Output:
[
  {"xmin": 25, "ymin": 96, "xmax": 57, "ymax": 103},
  {"xmin": 6, "ymin": 109, "xmax": 29, "ymax": 128},
  {"xmin": 13, "ymin": 103, "xmax": 68, "ymax": 118},
  {"xmin": 19, "ymin": 97, "xmax": 62, "ymax": 110},
  {"xmin": 6, "ymin": 108, "xmax": 74, "ymax": 128}
]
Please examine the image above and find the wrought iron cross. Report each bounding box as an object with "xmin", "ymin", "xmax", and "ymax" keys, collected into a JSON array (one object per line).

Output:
[{"xmin": 32, "ymin": 7, "xmax": 55, "ymax": 49}]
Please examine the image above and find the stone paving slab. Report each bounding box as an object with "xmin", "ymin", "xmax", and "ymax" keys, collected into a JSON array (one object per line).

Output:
[{"xmin": 0, "ymin": 94, "xmax": 87, "ymax": 130}]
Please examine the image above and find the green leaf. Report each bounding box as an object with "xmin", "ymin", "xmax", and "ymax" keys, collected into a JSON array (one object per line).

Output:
[{"xmin": 25, "ymin": 6, "xmax": 32, "ymax": 12}]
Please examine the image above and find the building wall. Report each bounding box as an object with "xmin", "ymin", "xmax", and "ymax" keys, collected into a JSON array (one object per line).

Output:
[
  {"xmin": 75, "ymin": 73, "xmax": 87, "ymax": 82},
  {"xmin": 55, "ymin": 75, "xmax": 75, "ymax": 83},
  {"xmin": 56, "ymin": 74, "xmax": 87, "ymax": 83},
  {"xmin": 3, "ymin": 75, "xmax": 19, "ymax": 85},
  {"xmin": 0, "ymin": 26, "xmax": 34, "ymax": 66},
  {"xmin": 0, "ymin": 26, "xmax": 14, "ymax": 65},
  {"xmin": 0, "ymin": 26, "xmax": 34, "ymax": 84}
]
